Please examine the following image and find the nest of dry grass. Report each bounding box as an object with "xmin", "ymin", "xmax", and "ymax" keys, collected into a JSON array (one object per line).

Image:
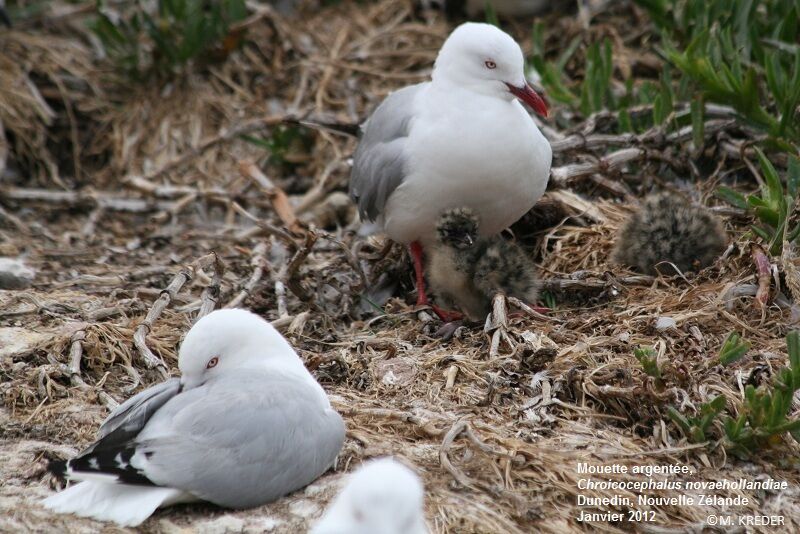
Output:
[{"xmin": 2, "ymin": 1, "xmax": 800, "ymax": 533}]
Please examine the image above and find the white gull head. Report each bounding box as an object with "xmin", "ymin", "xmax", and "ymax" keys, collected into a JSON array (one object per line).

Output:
[
  {"xmin": 177, "ymin": 308, "xmax": 304, "ymax": 390},
  {"xmin": 433, "ymin": 22, "xmax": 548, "ymax": 116},
  {"xmin": 312, "ymin": 457, "xmax": 428, "ymax": 534}
]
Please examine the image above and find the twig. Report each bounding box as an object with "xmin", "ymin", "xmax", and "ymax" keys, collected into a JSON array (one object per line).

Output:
[
  {"xmin": 550, "ymin": 147, "xmax": 645, "ymax": 186},
  {"xmin": 439, "ymin": 419, "xmax": 519, "ymax": 495},
  {"xmin": 506, "ymin": 295, "xmax": 561, "ymax": 322},
  {"xmin": 197, "ymin": 254, "xmax": 226, "ymax": 320},
  {"xmin": 485, "ymin": 293, "xmax": 512, "ymax": 359},
  {"xmin": 294, "ymin": 160, "xmax": 349, "ymax": 215},
  {"xmin": 540, "ymin": 273, "xmax": 654, "ymax": 291},
  {"xmin": 751, "ymin": 244, "xmax": 772, "ymax": 308},
  {"xmin": 335, "ymin": 405, "xmax": 446, "ymax": 438},
  {"xmin": 64, "ymin": 331, "xmax": 119, "ymax": 411},
  {"xmin": 152, "ymin": 193, "xmax": 198, "ymax": 224},
  {"xmin": 275, "ymin": 280, "xmax": 289, "ymax": 318},
  {"xmin": 226, "ymin": 242, "xmax": 269, "ymax": 308},
  {"xmin": 230, "ymin": 201, "xmax": 296, "ymax": 244},
  {"xmin": 124, "ymin": 174, "xmax": 227, "ymax": 198},
  {"xmin": 0, "ymin": 187, "xmax": 175, "ymax": 212},
  {"xmin": 134, "ymin": 253, "xmax": 218, "ymax": 377},
  {"xmin": 316, "ymin": 229, "xmax": 368, "ymax": 293},
  {"xmin": 238, "ymin": 161, "xmax": 302, "ymax": 233},
  {"xmin": 271, "ymin": 314, "xmax": 293, "ymax": 329},
  {"xmin": 440, "ymin": 419, "xmax": 477, "ymax": 489},
  {"xmin": 50, "ymin": 266, "xmax": 173, "ymax": 289},
  {"xmin": 0, "ymin": 204, "xmax": 30, "ymax": 234},
  {"xmin": 549, "ymin": 119, "xmax": 738, "ymax": 187},
  {"xmin": 445, "ymin": 365, "xmax": 458, "ymax": 389},
  {"xmin": 282, "ymin": 231, "xmax": 318, "ymax": 302},
  {"xmin": 126, "ymin": 114, "xmax": 291, "ymax": 184},
  {"xmin": 81, "ymin": 208, "xmax": 105, "ymax": 237},
  {"xmin": 288, "ymin": 311, "xmax": 311, "ymax": 335}
]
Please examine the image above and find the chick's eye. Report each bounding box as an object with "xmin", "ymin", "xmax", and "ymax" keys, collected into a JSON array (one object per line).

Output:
[
  {"xmin": 206, "ymin": 357, "xmax": 219, "ymax": 369},
  {"xmin": 485, "ymin": 60, "xmax": 496, "ymax": 69}
]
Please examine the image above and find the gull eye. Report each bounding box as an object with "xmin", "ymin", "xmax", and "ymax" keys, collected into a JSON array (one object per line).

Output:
[
  {"xmin": 485, "ymin": 60, "xmax": 497, "ymax": 69},
  {"xmin": 206, "ymin": 357, "xmax": 219, "ymax": 369}
]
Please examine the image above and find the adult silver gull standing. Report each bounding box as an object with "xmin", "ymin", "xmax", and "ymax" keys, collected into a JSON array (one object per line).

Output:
[
  {"xmin": 349, "ymin": 22, "xmax": 552, "ymax": 315},
  {"xmin": 311, "ymin": 457, "xmax": 428, "ymax": 534},
  {"xmin": 41, "ymin": 308, "xmax": 345, "ymax": 527}
]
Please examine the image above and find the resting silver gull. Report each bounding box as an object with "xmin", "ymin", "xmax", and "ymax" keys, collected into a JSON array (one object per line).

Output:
[{"xmin": 42, "ymin": 308, "xmax": 345, "ymax": 527}]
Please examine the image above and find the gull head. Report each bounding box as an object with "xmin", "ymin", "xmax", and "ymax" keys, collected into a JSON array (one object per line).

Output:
[
  {"xmin": 177, "ymin": 308, "xmax": 299, "ymax": 389},
  {"xmin": 312, "ymin": 457, "xmax": 428, "ymax": 534},
  {"xmin": 433, "ymin": 22, "xmax": 548, "ymax": 118}
]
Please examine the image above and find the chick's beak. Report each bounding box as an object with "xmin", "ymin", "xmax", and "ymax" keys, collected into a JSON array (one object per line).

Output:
[{"xmin": 506, "ymin": 82, "xmax": 549, "ymax": 118}]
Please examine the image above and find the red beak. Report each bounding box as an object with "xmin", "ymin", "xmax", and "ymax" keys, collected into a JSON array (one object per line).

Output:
[{"xmin": 506, "ymin": 82, "xmax": 549, "ymax": 118}]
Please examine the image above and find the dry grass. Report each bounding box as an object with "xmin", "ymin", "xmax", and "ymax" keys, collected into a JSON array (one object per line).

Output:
[{"xmin": 2, "ymin": 1, "xmax": 800, "ymax": 533}]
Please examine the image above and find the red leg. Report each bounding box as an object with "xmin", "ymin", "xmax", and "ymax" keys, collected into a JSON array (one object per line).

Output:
[
  {"xmin": 430, "ymin": 304, "xmax": 464, "ymax": 322},
  {"xmin": 409, "ymin": 241, "xmax": 428, "ymax": 306}
]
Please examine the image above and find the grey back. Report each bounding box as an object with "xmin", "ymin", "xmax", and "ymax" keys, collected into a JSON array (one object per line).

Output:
[
  {"xmin": 350, "ymin": 84, "xmax": 423, "ymax": 221},
  {"xmin": 136, "ymin": 370, "xmax": 345, "ymax": 508}
]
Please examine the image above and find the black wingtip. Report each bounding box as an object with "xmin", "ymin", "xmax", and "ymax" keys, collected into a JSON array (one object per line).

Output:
[
  {"xmin": 47, "ymin": 458, "xmax": 69, "ymax": 479},
  {"xmin": 67, "ymin": 447, "xmax": 157, "ymax": 486}
]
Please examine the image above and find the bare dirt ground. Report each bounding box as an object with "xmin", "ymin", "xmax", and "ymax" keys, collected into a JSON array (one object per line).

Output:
[{"xmin": 2, "ymin": 1, "xmax": 800, "ymax": 533}]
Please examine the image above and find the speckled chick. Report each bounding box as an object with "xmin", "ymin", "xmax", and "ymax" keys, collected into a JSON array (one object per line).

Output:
[
  {"xmin": 612, "ymin": 192, "xmax": 727, "ymax": 276},
  {"xmin": 427, "ymin": 207, "xmax": 539, "ymax": 321}
]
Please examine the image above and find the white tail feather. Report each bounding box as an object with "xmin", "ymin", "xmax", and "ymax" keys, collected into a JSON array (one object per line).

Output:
[{"xmin": 42, "ymin": 481, "xmax": 191, "ymax": 527}]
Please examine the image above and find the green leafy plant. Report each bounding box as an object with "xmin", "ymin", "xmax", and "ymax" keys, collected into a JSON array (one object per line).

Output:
[
  {"xmin": 721, "ymin": 331, "xmax": 800, "ymax": 457},
  {"xmin": 528, "ymin": 29, "xmax": 679, "ymax": 131},
  {"xmin": 667, "ymin": 396, "xmax": 727, "ymax": 443},
  {"xmin": 635, "ymin": 0, "xmax": 800, "ymax": 150},
  {"xmin": 717, "ymin": 148, "xmax": 800, "ymax": 254},
  {"xmin": 90, "ymin": 0, "xmax": 248, "ymax": 81},
  {"xmin": 529, "ymin": 24, "xmax": 582, "ymax": 106},
  {"xmin": 718, "ymin": 332, "xmax": 751, "ymax": 366},
  {"xmin": 540, "ymin": 290, "xmax": 557, "ymax": 310},
  {"xmin": 483, "ymin": 1, "xmax": 499, "ymax": 27},
  {"xmin": 529, "ymin": 32, "xmax": 618, "ymax": 115},
  {"xmin": 578, "ymin": 40, "xmax": 615, "ymax": 116},
  {"xmin": 634, "ymin": 346, "xmax": 663, "ymax": 385},
  {"xmin": 242, "ymin": 125, "xmax": 313, "ymax": 169},
  {"xmin": 668, "ymin": 331, "xmax": 800, "ymax": 455}
]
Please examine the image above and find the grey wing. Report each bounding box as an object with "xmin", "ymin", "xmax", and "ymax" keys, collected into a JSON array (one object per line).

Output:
[
  {"xmin": 137, "ymin": 372, "xmax": 345, "ymax": 508},
  {"xmin": 86, "ymin": 378, "xmax": 181, "ymax": 453},
  {"xmin": 350, "ymin": 84, "xmax": 423, "ymax": 221}
]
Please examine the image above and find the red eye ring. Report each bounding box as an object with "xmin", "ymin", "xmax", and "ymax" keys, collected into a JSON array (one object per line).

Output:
[
  {"xmin": 485, "ymin": 60, "xmax": 497, "ymax": 69},
  {"xmin": 206, "ymin": 357, "xmax": 219, "ymax": 369}
]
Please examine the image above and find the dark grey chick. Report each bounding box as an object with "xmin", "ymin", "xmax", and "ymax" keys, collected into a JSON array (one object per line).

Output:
[
  {"xmin": 427, "ymin": 207, "xmax": 539, "ymax": 321},
  {"xmin": 612, "ymin": 192, "xmax": 727, "ymax": 276}
]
